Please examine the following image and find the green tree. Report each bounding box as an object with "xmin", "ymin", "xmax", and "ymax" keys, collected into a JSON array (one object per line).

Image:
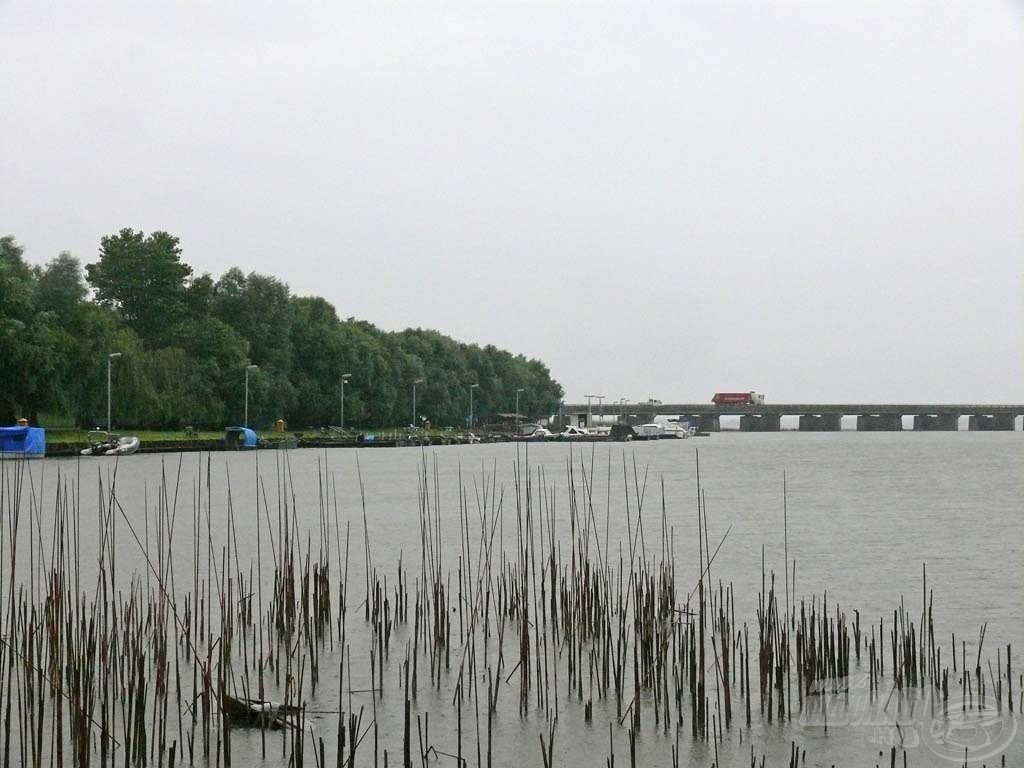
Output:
[
  {"xmin": 86, "ymin": 229, "xmax": 192, "ymax": 346},
  {"xmin": 184, "ymin": 273, "xmax": 216, "ymax": 317},
  {"xmin": 212, "ymin": 269, "xmax": 292, "ymax": 370},
  {"xmin": 212, "ymin": 269, "xmax": 295, "ymax": 426},
  {"xmin": 288, "ymin": 296, "xmax": 345, "ymax": 426},
  {"xmin": 61, "ymin": 303, "xmax": 126, "ymax": 428},
  {"xmin": 172, "ymin": 316, "xmax": 249, "ymax": 427},
  {"xmin": 34, "ymin": 252, "xmax": 87, "ymax": 322},
  {"xmin": 337, "ymin": 320, "xmax": 394, "ymax": 427},
  {"xmin": 0, "ymin": 236, "xmax": 63, "ymax": 422},
  {"xmin": 2, "ymin": 231, "xmax": 565, "ymax": 431},
  {"xmin": 0, "ymin": 235, "xmax": 35, "ymax": 321}
]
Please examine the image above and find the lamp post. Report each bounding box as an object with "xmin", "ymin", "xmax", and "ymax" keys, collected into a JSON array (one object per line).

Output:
[
  {"xmin": 469, "ymin": 383, "xmax": 479, "ymax": 428},
  {"xmin": 515, "ymin": 388, "xmax": 524, "ymax": 424},
  {"xmin": 596, "ymin": 395, "xmax": 605, "ymax": 432},
  {"xmin": 244, "ymin": 364, "xmax": 259, "ymax": 428},
  {"xmin": 340, "ymin": 373, "xmax": 352, "ymax": 430},
  {"xmin": 106, "ymin": 352, "xmax": 121, "ymax": 432},
  {"xmin": 413, "ymin": 378, "xmax": 424, "ymax": 428}
]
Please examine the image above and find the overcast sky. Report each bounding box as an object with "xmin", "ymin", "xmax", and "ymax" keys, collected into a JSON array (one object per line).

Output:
[{"xmin": 3, "ymin": 0, "xmax": 1022, "ymax": 403}]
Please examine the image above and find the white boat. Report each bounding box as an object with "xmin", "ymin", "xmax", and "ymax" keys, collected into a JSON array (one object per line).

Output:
[
  {"xmin": 558, "ymin": 425, "xmax": 589, "ymax": 439},
  {"xmin": 662, "ymin": 420, "xmax": 693, "ymax": 439},
  {"xmin": 81, "ymin": 432, "xmax": 141, "ymax": 456},
  {"xmin": 632, "ymin": 423, "xmax": 664, "ymax": 440},
  {"xmin": 516, "ymin": 424, "xmax": 553, "ymax": 440},
  {"xmin": 630, "ymin": 420, "xmax": 694, "ymax": 440},
  {"xmin": 108, "ymin": 435, "xmax": 141, "ymax": 455}
]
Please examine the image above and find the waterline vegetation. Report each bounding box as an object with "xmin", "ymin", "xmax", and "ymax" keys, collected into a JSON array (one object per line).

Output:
[{"xmin": 0, "ymin": 448, "xmax": 1019, "ymax": 767}]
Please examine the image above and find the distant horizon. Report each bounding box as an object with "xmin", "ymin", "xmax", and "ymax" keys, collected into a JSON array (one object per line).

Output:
[
  {"xmin": 3, "ymin": 1, "xmax": 1021, "ymax": 404},
  {"xmin": 9, "ymin": 229, "xmax": 1024, "ymax": 406}
]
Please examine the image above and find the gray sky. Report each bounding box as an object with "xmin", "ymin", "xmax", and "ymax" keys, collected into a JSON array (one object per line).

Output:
[{"xmin": 3, "ymin": 0, "xmax": 1022, "ymax": 403}]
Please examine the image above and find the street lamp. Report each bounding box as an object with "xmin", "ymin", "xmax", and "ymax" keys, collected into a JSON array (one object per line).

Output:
[
  {"xmin": 596, "ymin": 395, "xmax": 605, "ymax": 432},
  {"xmin": 340, "ymin": 373, "xmax": 352, "ymax": 430},
  {"xmin": 515, "ymin": 388, "xmax": 525, "ymax": 424},
  {"xmin": 413, "ymin": 378, "xmax": 425, "ymax": 428},
  {"xmin": 106, "ymin": 352, "xmax": 121, "ymax": 432},
  {"xmin": 469, "ymin": 383, "xmax": 479, "ymax": 428},
  {"xmin": 244, "ymin": 364, "xmax": 259, "ymax": 428}
]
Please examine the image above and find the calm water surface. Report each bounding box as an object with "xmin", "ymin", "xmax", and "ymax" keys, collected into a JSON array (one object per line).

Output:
[{"xmin": 4, "ymin": 433, "xmax": 1021, "ymax": 766}]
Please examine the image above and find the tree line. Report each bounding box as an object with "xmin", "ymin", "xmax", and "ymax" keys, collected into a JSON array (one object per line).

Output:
[{"xmin": 0, "ymin": 230, "xmax": 564, "ymax": 430}]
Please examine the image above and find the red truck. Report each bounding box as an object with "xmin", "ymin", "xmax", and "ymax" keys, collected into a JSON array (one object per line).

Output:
[{"xmin": 712, "ymin": 392, "xmax": 765, "ymax": 406}]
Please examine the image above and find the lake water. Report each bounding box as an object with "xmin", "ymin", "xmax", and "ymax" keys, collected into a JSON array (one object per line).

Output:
[{"xmin": 2, "ymin": 433, "xmax": 1021, "ymax": 766}]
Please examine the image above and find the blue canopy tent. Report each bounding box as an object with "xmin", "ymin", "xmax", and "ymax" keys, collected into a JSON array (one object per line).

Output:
[
  {"xmin": 224, "ymin": 426, "xmax": 258, "ymax": 450},
  {"xmin": 0, "ymin": 426, "xmax": 46, "ymax": 458}
]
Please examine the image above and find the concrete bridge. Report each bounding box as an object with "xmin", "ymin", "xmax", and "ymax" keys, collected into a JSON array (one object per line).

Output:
[{"xmin": 559, "ymin": 403, "xmax": 1024, "ymax": 432}]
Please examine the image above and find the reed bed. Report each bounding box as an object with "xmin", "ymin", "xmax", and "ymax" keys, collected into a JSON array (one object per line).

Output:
[{"xmin": 0, "ymin": 448, "xmax": 1018, "ymax": 767}]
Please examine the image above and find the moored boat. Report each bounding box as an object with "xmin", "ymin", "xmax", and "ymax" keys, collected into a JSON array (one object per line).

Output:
[
  {"xmin": 632, "ymin": 423, "xmax": 664, "ymax": 440},
  {"xmin": 108, "ymin": 435, "xmax": 140, "ymax": 455},
  {"xmin": 627, "ymin": 420, "xmax": 696, "ymax": 440},
  {"xmin": 81, "ymin": 431, "xmax": 141, "ymax": 456},
  {"xmin": 662, "ymin": 420, "xmax": 694, "ymax": 439},
  {"xmin": 0, "ymin": 425, "xmax": 46, "ymax": 458},
  {"xmin": 515, "ymin": 423, "xmax": 553, "ymax": 440},
  {"xmin": 224, "ymin": 426, "xmax": 259, "ymax": 449}
]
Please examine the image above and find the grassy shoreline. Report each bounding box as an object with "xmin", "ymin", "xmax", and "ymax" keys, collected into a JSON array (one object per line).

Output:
[{"xmin": 41, "ymin": 426, "xmax": 469, "ymax": 446}]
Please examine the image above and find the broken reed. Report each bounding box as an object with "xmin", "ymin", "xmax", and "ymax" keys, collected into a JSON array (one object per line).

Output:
[{"xmin": 0, "ymin": 448, "xmax": 1019, "ymax": 768}]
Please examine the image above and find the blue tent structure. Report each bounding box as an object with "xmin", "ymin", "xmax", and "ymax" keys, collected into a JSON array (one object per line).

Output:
[
  {"xmin": 0, "ymin": 426, "xmax": 46, "ymax": 458},
  {"xmin": 224, "ymin": 426, "xmax": 258, "ymax": 450}
]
